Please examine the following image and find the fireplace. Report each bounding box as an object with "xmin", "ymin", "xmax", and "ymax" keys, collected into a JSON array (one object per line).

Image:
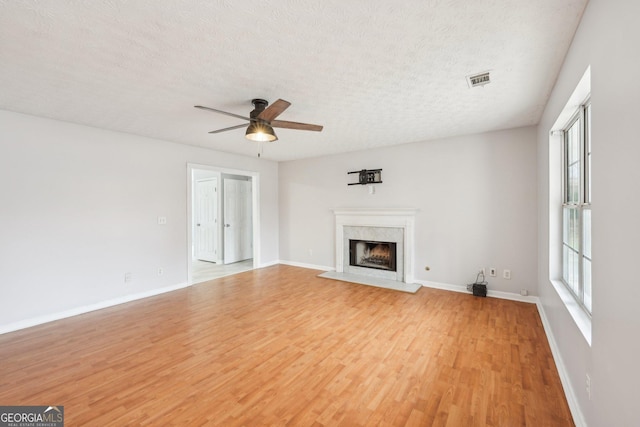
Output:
[
  {"xmin": 349, "ymin": 240, "xmax": 397, "ymax": 271},
  {"xmin": 331, "ymin": 208, "xmax": 418, "ymax": 284},
  {"xmin": 319, "ymin": 208, "xmax": 419, "ymax": 292}
]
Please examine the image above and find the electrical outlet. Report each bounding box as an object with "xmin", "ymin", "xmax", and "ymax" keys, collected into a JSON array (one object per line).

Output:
[
  {"xmin": 124, "ymin": 272, "xmax": 132, "ymax": 283},
  {"xmin": 503, "ymin": 269, "xmax": 511, "ymax": 279},
  {"xmin": 158, "ymin": 268, "xmax": 164, "ymax": 276},
  {"xmin": 489, "ymin": 268, "xmax": 497, "ymax": 277},
  {"xmin": 520, "ymin": 289, "xmax": 528, "ymax": 296},
  {"xmin": 479, "ymin": 268, "xmax": 486, "ymax": 275},
  {"xmin": 158, "ymin": 216, "xmax": 167, "ymax": 225}
]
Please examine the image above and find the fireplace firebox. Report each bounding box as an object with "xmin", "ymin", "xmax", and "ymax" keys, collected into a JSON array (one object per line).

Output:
[{"xmin": 349, "ymin": 239, "xmax": 397, "ymax": 272}]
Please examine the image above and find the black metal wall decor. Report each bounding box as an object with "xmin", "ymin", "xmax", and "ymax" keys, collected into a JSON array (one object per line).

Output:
[{"xmin": 348, "ymin": 169, "xmax": 382, "ymax": 185}]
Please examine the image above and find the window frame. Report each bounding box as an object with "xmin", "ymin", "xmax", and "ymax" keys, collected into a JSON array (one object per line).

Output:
[{"xmin": 561, "ymin": 98, "xmax": 591, "ymax": 315}]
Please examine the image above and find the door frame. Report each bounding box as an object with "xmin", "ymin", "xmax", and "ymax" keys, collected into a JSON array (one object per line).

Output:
[{"xmin": 187, "ymin": 163, "xmax": 260, "ymax": 284}]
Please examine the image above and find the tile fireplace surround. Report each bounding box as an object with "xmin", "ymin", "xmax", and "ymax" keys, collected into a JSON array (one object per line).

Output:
[{"xmin": 319, "ymin": 208, "xmax": 421, "ymax": 293}]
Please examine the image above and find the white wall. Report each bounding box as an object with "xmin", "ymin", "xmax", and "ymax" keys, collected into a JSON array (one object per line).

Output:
[
  {"xmin": 537, "ymin": 0, "xmax": 640, "ymax": 425},
  {"xmin": 0, "ymin": 110, "xmax": 279, "ymax": 331},
  {"xmin": 279, "ymin": 126, "xmax": 537, "ymax": 295}
]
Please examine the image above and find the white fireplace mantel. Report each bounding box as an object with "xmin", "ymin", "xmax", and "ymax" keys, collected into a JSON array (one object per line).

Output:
[{"xmin": 333, "ymin": 208, "xmax": 418, "ymax": 283}]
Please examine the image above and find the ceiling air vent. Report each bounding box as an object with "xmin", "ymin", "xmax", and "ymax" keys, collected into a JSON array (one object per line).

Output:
[{"xmin": 467, "ymin": 71, "xmax": 491, "ymax": 88}]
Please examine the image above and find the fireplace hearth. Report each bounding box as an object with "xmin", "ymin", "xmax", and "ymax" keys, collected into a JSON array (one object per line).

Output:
[{"xmin": 349, "ymin": 240, "xmax": 397, "ymax": 271}]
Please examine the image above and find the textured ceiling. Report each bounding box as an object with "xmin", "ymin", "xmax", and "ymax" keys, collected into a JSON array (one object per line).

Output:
[{"xmin": 0, "ymin": 0, "xmax": 587, "ymax": 161}]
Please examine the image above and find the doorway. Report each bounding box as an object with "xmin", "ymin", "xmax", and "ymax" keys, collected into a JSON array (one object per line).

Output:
[{"xmin": 188, "ymin": 164, "xmax": 259, "ymax": 284}]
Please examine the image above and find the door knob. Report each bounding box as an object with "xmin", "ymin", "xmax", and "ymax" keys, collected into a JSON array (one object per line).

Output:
[
  {"xmin": 225, "ymin": 224, "xmax": 231, "ymax": 227},
  {"xmin": 196, "ymin": 223, "xmax": 201, "ymax": 226}
]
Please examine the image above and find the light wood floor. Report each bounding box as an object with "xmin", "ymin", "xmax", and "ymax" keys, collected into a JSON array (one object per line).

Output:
[{"xmin": 0, "ymin": 265, "xmax": 573, "ymax": 426}]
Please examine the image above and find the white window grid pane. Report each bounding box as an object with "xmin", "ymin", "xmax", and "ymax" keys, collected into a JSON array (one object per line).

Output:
[
  {"xmin": 563, "ymin": 207, "xmax": 570, "ymax": 244},
  {"xmin": 572, "ymin": 249, "xmax": 580, "ymax": 295},
  {"xmin": 563, "ymin": 244, "xmax": 579, "ymax": 294},
  {"xmin": 563, "ymin": 245, "xmax": 568, "ymax": 282},
  {"xmin": 562, "ymin": 207, "xmax": 579, "ymax": 252},
  {"xmin": 583, "ymin": 258, "xmax": 592, "ymax": 312},
  {"xmin": 583, "ymin": 209, "xmax": 591, "ymax": 259},
  {"xmin": 565, "ymin": 207, "xmax": 579, "ymax": 250},
  {"xmin": 567, "ymin": 122, "xmax": 580, "ymax": 163},
  {"xmin": 588, "ymin": 154, "xmax": 591, "ymax": 202},
  {"xmin": 586, "ymin": 104, "xmax": 592, "ymax": 203},
  {"xmin": 568, "ymin": 163, "xmax": 581, "ymax": 203}
]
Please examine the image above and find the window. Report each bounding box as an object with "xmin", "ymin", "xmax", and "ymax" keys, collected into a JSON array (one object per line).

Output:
[{"xmin": 562, "ymin": 101, "xmax": 591, "ymax": 313}]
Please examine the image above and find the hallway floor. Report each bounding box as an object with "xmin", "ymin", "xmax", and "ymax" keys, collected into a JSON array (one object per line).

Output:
[{"xmin": 192, "ymin": 259, "xmax": 253, "ymax": 284}]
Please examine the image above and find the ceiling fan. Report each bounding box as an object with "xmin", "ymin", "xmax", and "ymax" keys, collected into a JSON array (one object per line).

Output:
[{"xmin": 194, "ymin": 98, "xmax": 323, "ymax": 142}]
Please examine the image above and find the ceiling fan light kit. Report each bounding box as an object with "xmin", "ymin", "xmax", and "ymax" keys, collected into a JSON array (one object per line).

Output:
[
  {"xmin": 195, "ymin": 98, "xmax": 323, "ymax": 144},
  {"xmin": 245, "ymin": 121, "xmax": 277, "ymax": 142}
]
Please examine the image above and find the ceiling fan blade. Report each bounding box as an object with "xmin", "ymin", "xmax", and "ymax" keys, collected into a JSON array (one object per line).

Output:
[
  {"xmin": 257, "ymin": 99, "xmax": 291, "ymax": 122},
  {"xmin": 194, "ymin": 105, "xmax": 251, "ymax": 121},
  {"xmin": 271, "ymin": 119, "xmax": 323, "ymax": 132},
  {"xmin": 208, "ymin": 123, "xmax": 248, "ymax": 134}
]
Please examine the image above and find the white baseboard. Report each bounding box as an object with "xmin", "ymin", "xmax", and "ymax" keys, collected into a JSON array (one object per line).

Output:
[
  {"xmin": 535, "ymin": 301, "xmax": 586, "ymax": 427},
  {"xmin": 278, "ymin": 260, "xmax": 334, "ymax": 271},
  {"xmin": 487, "ymin": 289, "xmax": 539, "ymax": 304},
  {"xmin": 257, "ymin": 259, "xmax": 281, "ymax": 269},
  {"xmin": 416, "ymin": 279, "xmax": 540, "ymax": 304},
  {"xmin": 0, "ymin": 281, "xmax": 190, "ymax": 335},
  {"xmin": 416, "ymin": 280, "xmax": 468, "ymax": 294}
]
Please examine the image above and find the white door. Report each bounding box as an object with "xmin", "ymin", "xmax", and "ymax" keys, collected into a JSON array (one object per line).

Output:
[
  {"xmin": 223, "ymin": 178, "xmax": 253, "ymax": 264},
  {"xmin": 195, "ymin": 178, "xmax": 218, "ymax": 262}
]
